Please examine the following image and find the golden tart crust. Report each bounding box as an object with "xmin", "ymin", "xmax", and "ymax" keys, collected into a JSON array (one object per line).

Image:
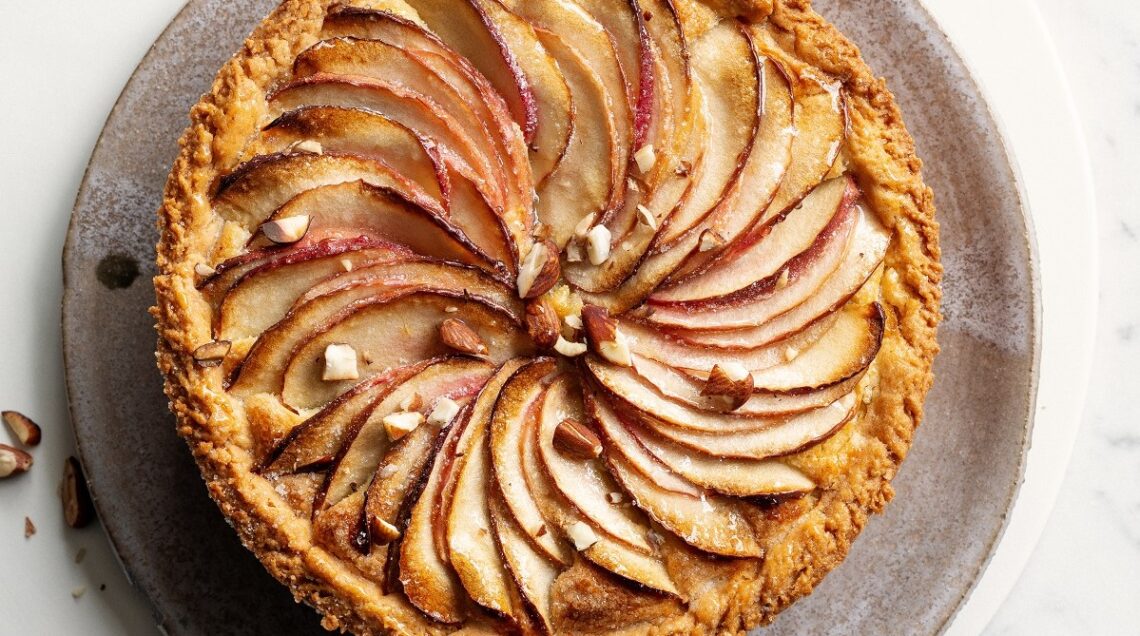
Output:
[{"xmin": 153, "ymin": 0, "xmax": 941, "ymax": 633}]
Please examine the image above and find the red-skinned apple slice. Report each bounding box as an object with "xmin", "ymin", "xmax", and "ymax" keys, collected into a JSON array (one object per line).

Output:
[
  {"xmin": 631, "ymin": 353, "xmax": 859, "ymax": 417},
  {"xmin": 398, "ymin": 0, "xmax": 538, "ymax": 143},
  {"xmin": 360, "ymin": 418, "xmax": 440, "ymax": 552},
  {"xmin": 213, "ymin": 151, "xmax": 419, "ymax": 230},
  {"xmin": 524, "ymin": 376, "xmax": 678, "ymax": 595},
  {"xmin": 467, "ymin": 0, "xmax": 573, "ymax": 185},
  {"xmin": 536, "ymin": 375, "xmax": 652, "ymax": 551},
  {"xmin": 260, "ymin": 106, "xmax": 448, "ymax": 208},
  {"xmin": 643, "ymin": 393, "xmax": 858, "ymax": 460},
  {"xmin": 268, "ymin": 74, "xmax": 501, "ymax": 197},
  {"xmin": 216, "ymin": 243, "xmax": 413, "ymax": 340},
  {"xmin": 229, "ymin": 284, "xmax": 522, "ymax": 404},
  {"xmin": 259, "ymin": 360, "xmax": 436, "ymax": 477},
  {"xmin": 669, "ymin": 55, "xmax": 795, "ymax": 280},
  {"xmin": 530, "ymin": 30, "xmax": 621, "ymax": 247},
  {"xmin": 446, "ymin": 359, "xmax": 528, "ymax": 618},
  {"xmin": 319, "ymin": 9, "xmax": 534, "ymax": 231},
  {"xmin": 585, "ymin": 392, "xmax": 763, "ymax": 557},
  {"xmin": 289, "ymin": 259, "xmax": 522, "ymax": 324},
  {"xmin": 283, "ymin": 291, "xmax": 529, "ymax": 409},
  {"xmin": 651, "ymin": 20, "xmax": 760, "ymax": 251},
  {"xmin": 618, "ymin": 309, "xmax": 835, "ymax": 372},
  {"xmin": 628, "ymin": 423, "xmax": 815, "ymax": 498},
  {"xmin": 260, "ymin": 180, "xmax": 507, "ymax": 280},
  {"xmin": 400, "ymin": 402, "xmax": 473, "ymax": 623},
  {"xmin": 663, "ymin": 204, "xmax": 889, "ymax": 344},
  {"xmin": 750, "ymin": 24, "xmax": 846, "ymax": 220},
  {"xmin": 586, "ymin": 356, "xmax": 812, "ymax": 433},
  {"xmin": 570, "ymin": 0, "xmax": 651, "ymax": 138},
  {"xmin": 488, "ymin": 489, "xmax": 559, "ymax": 633},
  {"xmin": 655, "ymin": 175, "xmax": 855, "ymax": 305},
  {"xmin": 489, "ymin": 358, "xmax": 573, "ymax": 564},
  {"xmin": 682, "ymin": 303, "xmax": 885, "ymax": 394},
  {"xmin": 321, "ymin": 357, "xmax": 492, "ymax": 510}
]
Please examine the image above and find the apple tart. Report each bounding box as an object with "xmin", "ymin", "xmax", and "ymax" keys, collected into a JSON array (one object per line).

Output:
[{"xmin": 154, "ymin": 0, "xmax": 940, "ymax": 633}]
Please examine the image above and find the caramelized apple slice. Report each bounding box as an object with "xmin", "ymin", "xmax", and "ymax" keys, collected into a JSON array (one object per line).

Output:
[
  {"xmin": 525, "ymin": 377, "xmax": 677, "ymax": 595},
  {"xmin": 571, "ymin": 0, "xmax": 651, "ymax": 136},
  {"xmin": 665, "ymin": 204, "xmax": 889, "ymax": 344},
  {"xmin": 670, "ymin": 56, "xmax": 794, "ymax": 279},
  {"xmin": 268, "ymin": 74, "xmax": 500, "ymax": 195},
  {"xmin": 630, "ymin": 424, "xmax": 814, "ymax": 497},
  {"xmin": 585, "ymin": 393, "xmax": 763, "ymax": 557},
  {"xmin": 468, "ymin": 0, "xmax": 572, "ymax": 184},
  {"xmin": 399, "ymin": 0, "xmax": 538, "ymax": 143},
  {"xmin": 283, "ymin": 291, "xmax": 529, "ymax": 409},
  {"xmin": 536, "ymin": 376, "xmax": 651, "ymax": 551},
  {"xmin": 321, "ymin": 357, "xmax": 493, "ymax": 509},
  {"xmin": 213, "ymin": 151, "xmax": 417, "ymax": 230},
  {"xmin": 446, "ymin": 360, "xmax": 528, "ymax": 617},
  {"xmin": 683, "ymin": 303, "xmax": 885, "ymax": 394},
  {"xmin": 260, "ymin": 360, "xmax": 435, "ymax": 476},
  {"xmin": 631, "ymin": 353, "xmax": 859, "ymax": 417},
  {"xmin": 489, "ymin": 358, "xmax": 573, "ymax": 564},
  {"xmin": 644, "ymin": 393, "xmax": 857, "ymax": 460},
  {"xmin": 400, "ymin": 403, "xmax": 472, "ymax": 623},
  {"xmin": 619, "ymin": 312, "xmax": 835, "ymax": 372},
  {"xmin": 216, "ymin": 244, "xmax": 412, "ymax": 340},
  {"xmin": 263, "ymin": 180, "xmax": 506, "ymax": 280},
  {"xmin": 489, "ymin": 490, "xmax": 560, "ymax": 632},
  {"xmin": 530, "ymin": 30, "xmax": 621, "ymax": 247},
  {"xmin": 750, "ymin": 23, "xmax": 846, "ymax": 220},
  {"xmin": 361, "ymin": 419, "xmax": 439, "ymax": 551},
  {"xmin": 653, "ymin": 175, "xmax": 855, "ymax": 304},
  {"xmin": 261, "ymin": 106, "xmax": 448, "ymax": 207}
]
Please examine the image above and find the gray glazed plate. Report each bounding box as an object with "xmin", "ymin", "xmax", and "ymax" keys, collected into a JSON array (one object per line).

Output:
[{"xmin": 62, "ymin": 0, "xmax": 1039, "ymax": 634}]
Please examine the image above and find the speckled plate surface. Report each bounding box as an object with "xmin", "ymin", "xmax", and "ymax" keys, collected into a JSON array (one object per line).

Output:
[{"xmin": 61, "ymin": 0, "xmax": 1039, "ymax": 634}]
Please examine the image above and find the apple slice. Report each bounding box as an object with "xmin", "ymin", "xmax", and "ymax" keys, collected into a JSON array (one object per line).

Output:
[
  {"xmin": 489, "ymin": 358, "xmax": 573, "ymax": 564},
  {"xmin": 259, "ymin": 360, "xmax": 435, "ymax": 477},
  {"xmin": 643, "ymin": 393, "xmax": 858, "ymax": 460},
  {"xmin": 398, "ymin": 0, "xmax": 538, "ymax": 143},
  {"xmin": 530, "ymin": 30, "xmax": 621, "ymax": 248},
  {"xmin": 216, "ymin": 243, "xmax": 413, "ymax": 340},
  {"xmin": 213, "ymin": 151, "xmax": 417, "ymax": 230},
  {"xmin": 683, "ymin": 303, "xmax": 885, "ymax": 394},
  {"xmin": 446, "ymin": 360, "xmax": 528, "ymax": 617},
  {"xmin": 651, "ymin": 20, "xmax": 760, "ymax": 251},
  {"xmin": 749, "ymin": 23, "xmax": 846, "ymax": 221},
  {"xmin": 321, "ymin": 357, "xmax": 493, "ymax": 510},
  {"xmin": 400, "ymin": 403, "xmax": 472, "ymax": 623},
  {"xmin": 654, "ymin": 175, "xmax": 855, "ymax": 304},
  {"xmin": 268, "ymin": 74, "xmax": 500, "ymax": 196},
  {"xmin": 669, "ymin": 56, "xmax": 795, "ymax": 280},
  {"xmin": 631, "ymin": 353, "xmax": 858, "ymax": 417},
  {"xmin": 585, "ymin": 392, "xmax": 763, "ymax": 557},
  {"xmin": 262, "ymin": 180, "xmax": 506, "ymax": 280},
  {"xmin": 261, "ymin": 106, "xmax": 448, "ymax": 208},
  {"xmin": 288, "ymin": 259, "xmax": 523, "ymax": 325},
  {"xmin": 524, "ymin": 376, "xmax": 678, "ymax": 596},
  {"xmin": 570, "ymin": 0, "xmax": 650, "ymax": 137},
  {"xmin": 488, "ymin": 490, "xmax": 560, "ymax": 633},
  {"xmin": 282, "ymin": 290, "xmax": 530, "ymax": 409},
  {"xmin": 319, "ymin": 9, "xmax": 533, "ymax": 229},
  {"xmin": 467, "ymin": 0, "xmax": 573, "ymax": 185},
  {"xmin": 644, "ymin": 183, "xmax": 859, "ymax": 330},
  {"xmin": 618, "ymin": 312, "xmax": 835, "ymax": 372},
  {"xmin": 664, "ymin": 204, "xmax": 889, "ymax": 345},
  {"xmin": 536, "ymin": 375, "xmax": 651, "ymax": 552},
  {"xmin": 360, "ymin": 417, "xmax": 440, "ymax": 551},
  {"xmin": 629, "ymin": 423, "xmax": 814, "ymax": 498}
]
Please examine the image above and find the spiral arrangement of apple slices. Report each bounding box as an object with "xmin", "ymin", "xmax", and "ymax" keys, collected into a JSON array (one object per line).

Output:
[{"xmin": 195, "ymin": 0, "xmax": 891, "ymax": 630}]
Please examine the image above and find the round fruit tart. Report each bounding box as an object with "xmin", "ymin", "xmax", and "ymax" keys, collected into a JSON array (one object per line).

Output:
[{"xmin": 154, "ymin": 0, "xmax": 941, "ymax": 633}]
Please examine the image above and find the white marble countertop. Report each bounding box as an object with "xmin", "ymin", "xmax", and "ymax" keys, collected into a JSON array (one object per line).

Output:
[
  {"xmin": 984, "ymin": 1, "xmax": 1140, "ymax": 634},
  {"xmin": 0, "ymin": 1, "xmax": 1135, "ymax": 634}
]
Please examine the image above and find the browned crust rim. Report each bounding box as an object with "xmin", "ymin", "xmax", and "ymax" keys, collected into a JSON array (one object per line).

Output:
[{"xmin": 152, "ymin": 0, "xmax": 941, "ymax": 634}]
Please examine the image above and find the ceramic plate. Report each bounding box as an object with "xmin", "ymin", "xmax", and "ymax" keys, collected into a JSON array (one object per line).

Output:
[{"xmin": 62, "ymin": 0, "xmax": 1039, "ymax": 633}]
